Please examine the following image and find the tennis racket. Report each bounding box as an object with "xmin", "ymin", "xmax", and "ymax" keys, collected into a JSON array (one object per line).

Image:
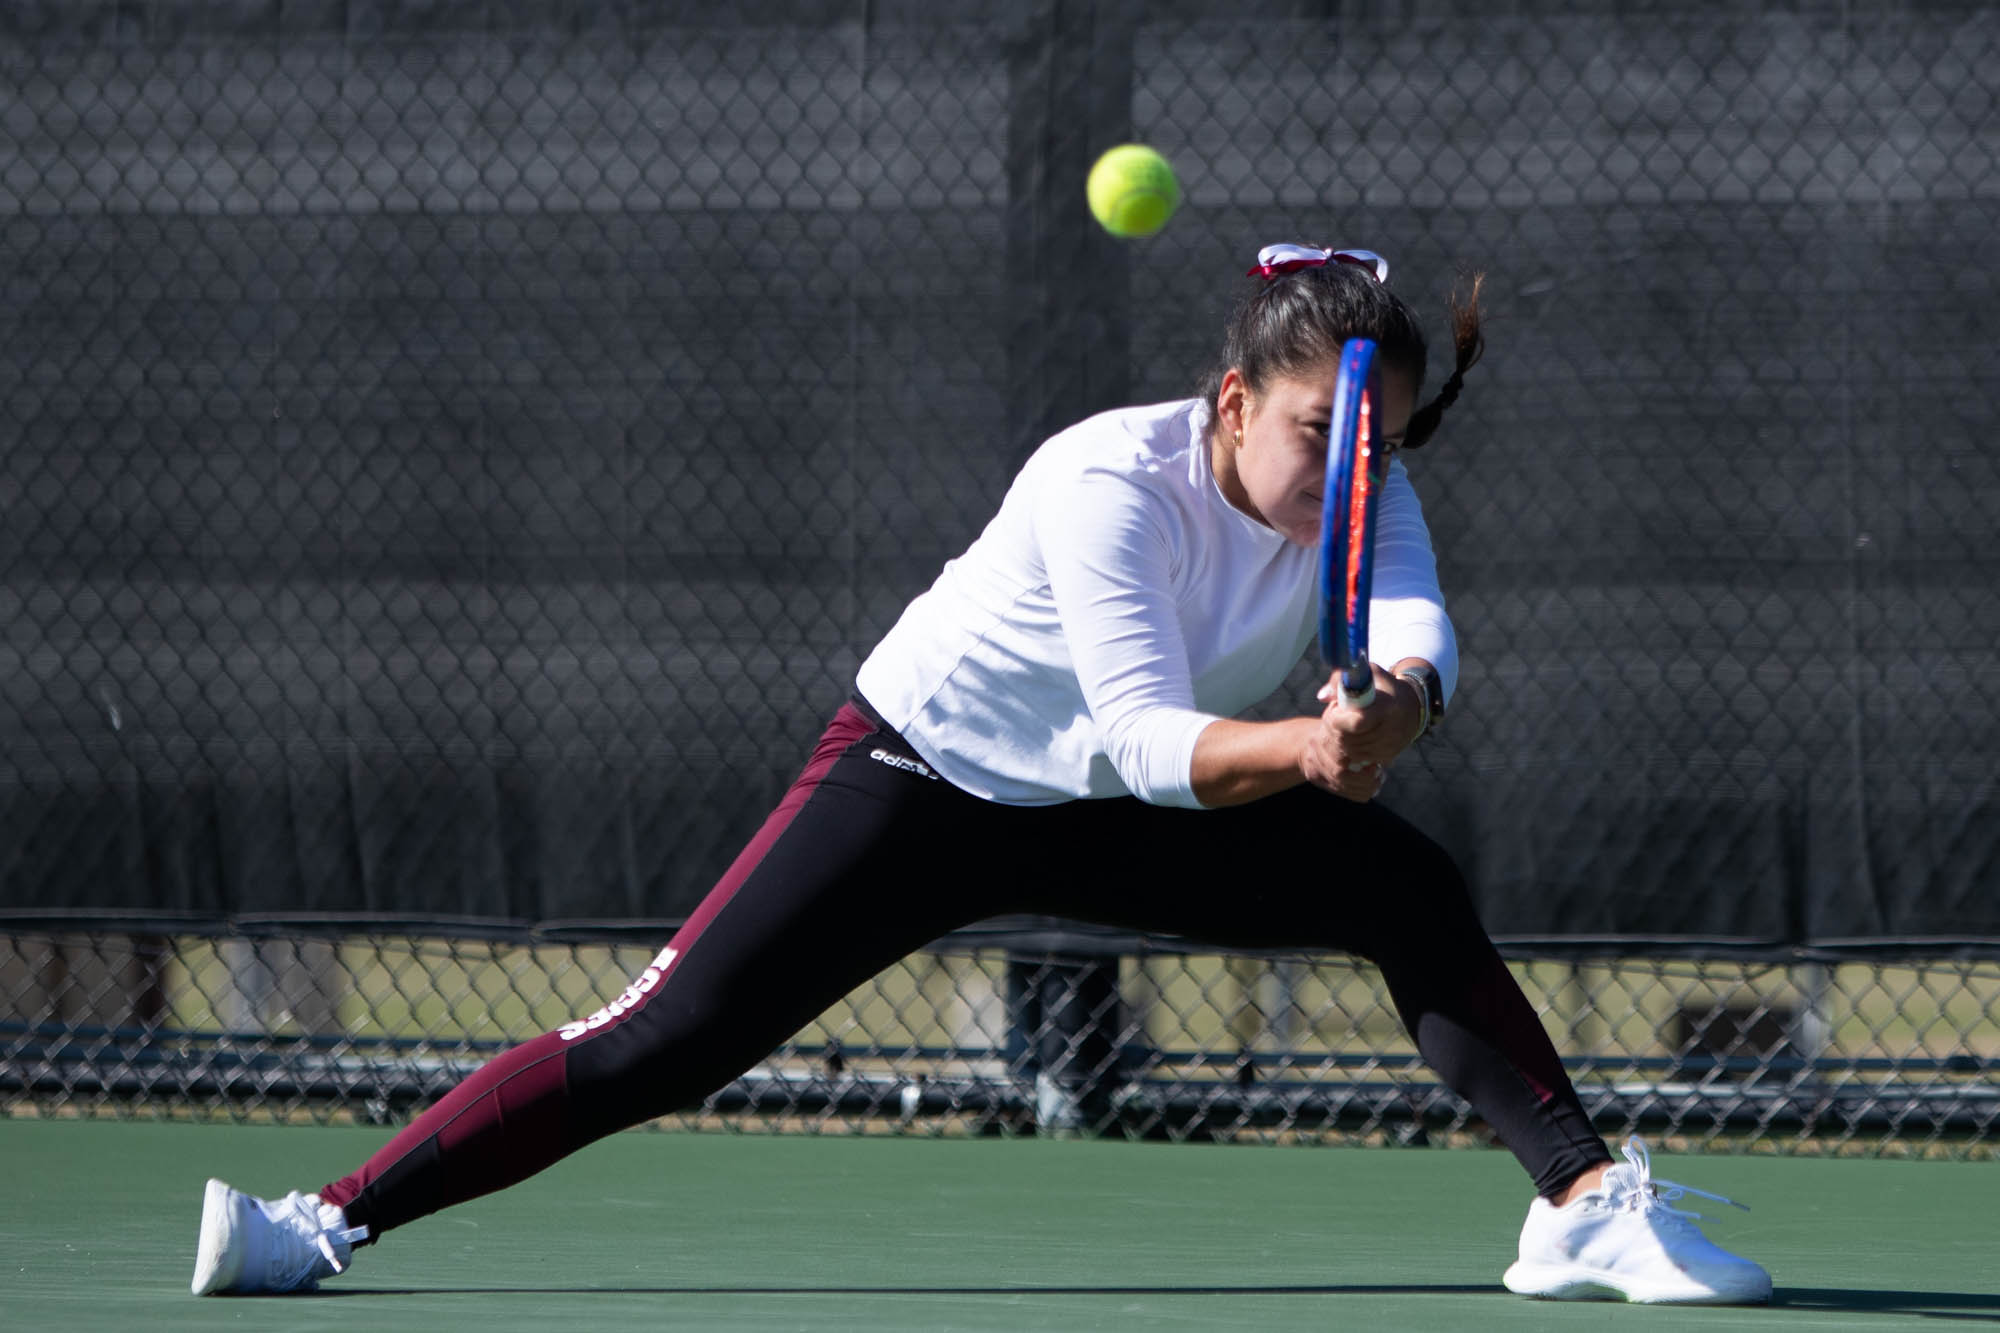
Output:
[{"xmin": 1316, "ymin": 337, "xmax": 1390, "ymax": 709}]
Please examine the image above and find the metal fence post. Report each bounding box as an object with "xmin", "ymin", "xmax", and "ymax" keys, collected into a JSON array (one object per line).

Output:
[{"xmin": 1006, "ymin": 950, "xmax": 1124, "ymax": 1135}]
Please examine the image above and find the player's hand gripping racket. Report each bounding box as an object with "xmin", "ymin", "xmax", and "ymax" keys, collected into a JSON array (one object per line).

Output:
[{"xmin": 1317, "ymin": 337, "xmax": 1390, "ymax": 710}]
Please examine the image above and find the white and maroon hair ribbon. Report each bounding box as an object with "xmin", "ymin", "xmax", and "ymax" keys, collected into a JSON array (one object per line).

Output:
[{"xmin": 1246, "ymin": 243, "xmax": 1389, "ymax": 285}]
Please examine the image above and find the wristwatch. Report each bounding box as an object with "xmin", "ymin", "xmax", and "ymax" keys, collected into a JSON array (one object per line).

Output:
[{"xmin": 1395, "ymin": 664, "xmax": 1446, "ymax": 739}]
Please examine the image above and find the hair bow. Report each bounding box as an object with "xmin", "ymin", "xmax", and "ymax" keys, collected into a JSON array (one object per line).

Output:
[{"xmin": 1247, "ymin": 243, "xmax": 1389, "ymax": 284}]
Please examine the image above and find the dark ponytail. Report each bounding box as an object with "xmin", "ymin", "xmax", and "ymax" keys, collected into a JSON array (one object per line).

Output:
[{"xmin": 1401, "ymin": 271, "xmax": 1485, "ymax": 452}]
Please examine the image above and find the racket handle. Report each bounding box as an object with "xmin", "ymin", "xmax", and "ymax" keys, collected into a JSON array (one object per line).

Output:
[
  {"xmin": 1333, "ymin": 670, "xmax": 1374, "ymax": 770},
  {"xmin": 1334, "ymin": 663, "xmax": 1374, "ymax": 710}
]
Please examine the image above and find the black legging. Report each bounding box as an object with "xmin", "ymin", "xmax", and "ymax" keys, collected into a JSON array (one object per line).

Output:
[{"xmin": 322, "ymin": 701, "xmax": 1610, "ymax": 1237}]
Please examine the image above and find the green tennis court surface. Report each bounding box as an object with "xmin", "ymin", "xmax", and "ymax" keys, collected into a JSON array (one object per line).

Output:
[{"xmin": 3, "ymin": 1119, "xmax": 1994, "ymax": 1330}]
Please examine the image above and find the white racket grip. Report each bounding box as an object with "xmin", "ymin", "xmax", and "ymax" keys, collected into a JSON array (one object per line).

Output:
[{"xmin": 1328, "ymin": 665, "xmax": 1374, "ymax": 769}]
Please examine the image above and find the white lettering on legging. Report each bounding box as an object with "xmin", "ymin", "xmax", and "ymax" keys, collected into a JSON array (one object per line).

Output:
[{"xmin": 557, "ymin": 944, "xmax": 679, "ymax": 1041}]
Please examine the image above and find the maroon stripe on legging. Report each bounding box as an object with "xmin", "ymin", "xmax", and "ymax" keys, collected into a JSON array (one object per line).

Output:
[
  {"xmin": 644, "ymin": 701, "xmax": 880, "ymax": 991},
  {"xmin": 1469, "ymin": 949, "xmax": 1567, "ymax": 1105},
  {"xmin": 319, "ymin": 703, "xmax": 879, "ymax": 1230}
]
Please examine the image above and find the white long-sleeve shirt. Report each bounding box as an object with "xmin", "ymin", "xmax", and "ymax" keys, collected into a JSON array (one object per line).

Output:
[{"xmin": 855, "ymin": 398, "xmax": 1457, "ymax": 808}]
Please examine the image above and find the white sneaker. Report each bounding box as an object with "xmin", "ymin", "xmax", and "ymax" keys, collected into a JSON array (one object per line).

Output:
[
  {"xmin": 1502, "ymin": 1137, "xmax": 1772, "ymax": 1305},
  {"xmin": 190, "ymin": 1178, "xmax": 370, "ymax": 1296}
]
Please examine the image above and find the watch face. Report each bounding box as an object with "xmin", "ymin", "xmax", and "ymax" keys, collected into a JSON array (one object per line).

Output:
[
  {"xmin": 1405, "ymin": 666, "xmax": 1444, "ymax": 726},
  {"xmin": 1424, "ymin": 670, "xmax": 1445, "ymax": 722}
]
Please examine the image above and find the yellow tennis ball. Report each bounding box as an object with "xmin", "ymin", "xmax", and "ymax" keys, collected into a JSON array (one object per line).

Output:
[{"xmin": 1086, "ymin": 144, "xmax": 1180, "ymax": 239}]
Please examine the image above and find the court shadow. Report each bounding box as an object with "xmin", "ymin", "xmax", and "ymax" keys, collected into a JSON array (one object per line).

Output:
[
  {"xmin": 300, "ymin": 1282, "xmax": 2000, "ymax": 1316},
  {"xmin": 316, "ymin": 1281, "xmax": 1498, "ymax": 1299},
  {"xmin": 1774, "ymin": 1287, "xmax": 2000, "ymax": 1321}
]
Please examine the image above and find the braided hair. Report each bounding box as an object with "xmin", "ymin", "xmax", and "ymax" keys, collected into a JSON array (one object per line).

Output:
[{"xmin": 1402, "ymin": 272, "xmax": 1485, "ymax": 451}]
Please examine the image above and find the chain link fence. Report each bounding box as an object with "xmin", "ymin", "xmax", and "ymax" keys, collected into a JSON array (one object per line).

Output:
[
  {"xmin": 7, "ymin": 924, "xmax": 1999, "ymax": 1155},
  {"xmin": 4, "ymin": 2, "xmax": 1999, "ymax": 1151}
]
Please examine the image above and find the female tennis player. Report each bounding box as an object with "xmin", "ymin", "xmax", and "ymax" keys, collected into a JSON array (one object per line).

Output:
[{"xmin": 191, "ymin": 244, "xmax": 1771, "ymax": 1306}]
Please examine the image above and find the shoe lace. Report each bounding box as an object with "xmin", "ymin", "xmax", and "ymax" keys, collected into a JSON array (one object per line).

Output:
[
  {"xmin": 1606, "ymin": 1136, "xmax": 1751, "ymax": 1224},
  {"xmin": 269, "ymin": 1192, "xmax": 369, "ymax": 1286}
]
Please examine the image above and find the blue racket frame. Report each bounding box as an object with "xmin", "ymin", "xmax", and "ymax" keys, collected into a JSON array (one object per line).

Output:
[{"xmin": 1317, "ymin": 337, "xmax": 1387, "ymax": 706}]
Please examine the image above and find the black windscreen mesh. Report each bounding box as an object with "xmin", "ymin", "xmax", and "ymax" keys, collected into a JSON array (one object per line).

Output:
[{"xmin": 4, "ymin": 3, "xmax": 1996, "ymax": 940}]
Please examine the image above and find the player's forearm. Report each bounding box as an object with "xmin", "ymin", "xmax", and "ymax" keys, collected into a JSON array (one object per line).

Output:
[{"xmin": 1189, "ymin": 716, "xmax": 1318, "ymax": 807}]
